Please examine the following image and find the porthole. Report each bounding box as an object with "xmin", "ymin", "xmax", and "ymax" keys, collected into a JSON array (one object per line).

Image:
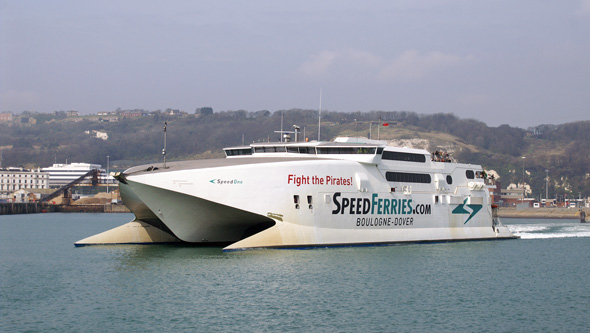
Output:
[{"xmin": 446, "ymin": 175, "xmax": 453, "ymax": 184}]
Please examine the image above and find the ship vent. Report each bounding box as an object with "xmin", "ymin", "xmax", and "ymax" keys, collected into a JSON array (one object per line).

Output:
[{"xmin": 355, "ymin": 172, "xmax": 370, "ymax": 192}]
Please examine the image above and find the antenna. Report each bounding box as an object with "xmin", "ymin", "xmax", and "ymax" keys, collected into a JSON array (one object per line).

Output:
[
  {"xmin": 162, "ymin": 122, "xmax": 167, "ymax": 168},
  {"xmin": 280, "ymin": 111, "xmax": 284, "ymax": 142},
  {"xmin": 318, "ymin": 88, "xmax": 322, "ymax": 141}
]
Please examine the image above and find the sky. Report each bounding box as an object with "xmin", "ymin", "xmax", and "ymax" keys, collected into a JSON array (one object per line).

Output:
[{"xmin": 1, "ymin": 0, "xmax": 589, "ymax": 128}]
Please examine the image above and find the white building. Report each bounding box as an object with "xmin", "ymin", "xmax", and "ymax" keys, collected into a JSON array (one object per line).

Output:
[
  {"xmin": 0, "ymin": 167, "xmax": 50, "ymax": 199},
  {"xmin": 41, "ymin": 163, "xmax": 116, "ymax": 188}
]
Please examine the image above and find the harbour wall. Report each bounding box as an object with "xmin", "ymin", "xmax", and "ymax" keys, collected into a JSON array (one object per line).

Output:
[
  {"xmin": 498, "ymin": 207, "xmax": 588, "ymax": 221},
  {"xmin": 0, "ymin": 203, "xmax": 130, "ymax": 215}
]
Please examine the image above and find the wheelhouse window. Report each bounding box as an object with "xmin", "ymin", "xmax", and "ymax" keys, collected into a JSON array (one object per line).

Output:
[
  {"xmin": 296, "ymin": 147, "xmax": 316, "ymax": 154},
  {"xmin": 316, "ymin": 147, "xmax": 377, "ymax": 154},
  {"xmin": 254, "ymin": 146, "xmax": 286, "ymax": 153},
  {"xmin": 382, "ymin": 151, "xmax": 426, "ymax": 163},
  {"xmin": 466, "ymin": 170, "xmax": 475, "ymax": 179},
  {"xmin": 225, "ymin": 148, "xmax": 252, "ymax": 156},
  {"xmin": 386, "ymin": 172, "xmax": 431, "ymax": 183}
]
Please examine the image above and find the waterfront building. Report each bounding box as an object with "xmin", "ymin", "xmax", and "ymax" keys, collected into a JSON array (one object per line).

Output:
[
  {"xmin": 41, "ymin": 163, "xmax": 115, "ymax": 188},
  {"xmin": 0, "ymin": 167, "xmax": 50, "ymax": 199}
]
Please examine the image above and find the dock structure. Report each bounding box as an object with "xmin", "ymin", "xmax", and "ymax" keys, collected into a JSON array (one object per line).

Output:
[
  {"xmin": 0, "ymin": 202, "xmax": 50, "ymax": 214},
  {"xmin": 0, "ymin": 202, "xmax": 130, "ymax": 215}
]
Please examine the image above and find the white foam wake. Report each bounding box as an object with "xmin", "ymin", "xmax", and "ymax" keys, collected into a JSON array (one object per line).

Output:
[{"xmin": 507, "ymin": 222, "xmax": 590, "ymax": 239}]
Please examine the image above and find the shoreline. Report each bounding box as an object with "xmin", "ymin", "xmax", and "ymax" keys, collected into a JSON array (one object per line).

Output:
[{"xmin": 498, "ymin": 207, "xmax": 588, "ymax": 220}]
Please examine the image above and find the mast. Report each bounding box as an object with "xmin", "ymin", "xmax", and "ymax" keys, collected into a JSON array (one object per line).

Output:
[
  {"xmin": 162, "ymin": 122, "xmax": 167, "ymax": 168},
  {"xmin": 318, "ymin": 88, "xmax": 322, "ymax": 141},
  {"xmin": 280, "ymin": 111, "xmax": 284, "ymax": 142}
]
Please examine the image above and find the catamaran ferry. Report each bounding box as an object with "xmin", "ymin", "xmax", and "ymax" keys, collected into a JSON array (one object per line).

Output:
[{"xmin": 76, "ymin": 136, "xmax": 516, "ymax": 250}]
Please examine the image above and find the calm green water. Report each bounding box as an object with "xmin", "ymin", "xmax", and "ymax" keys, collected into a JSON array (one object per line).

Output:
[{"xmin": 1, "ymin": 213, "xmax": 590, "ymax": 332}]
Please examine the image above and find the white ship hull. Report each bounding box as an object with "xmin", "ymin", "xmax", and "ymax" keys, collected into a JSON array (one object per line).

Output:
[{"xmin": 77, "ymin": 137, "xmax": 517, "ymax": 250}]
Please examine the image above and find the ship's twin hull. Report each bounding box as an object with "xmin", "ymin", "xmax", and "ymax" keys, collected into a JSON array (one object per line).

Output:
[
  {"xmin": 77, "ymin": 156, "xmax": 517, "ymax": 250},
  {"xmin": 101, "ymin": 177, "xmax": 515, "ymax": 250},
  {"xmin": 119, "ymin": 180, "xmax": 274, "ymax": 244}
]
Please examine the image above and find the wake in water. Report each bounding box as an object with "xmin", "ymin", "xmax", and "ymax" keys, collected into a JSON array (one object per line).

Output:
[{"xmin": 506, "ymin": 220, "xmax": 590, "ymax": 239}]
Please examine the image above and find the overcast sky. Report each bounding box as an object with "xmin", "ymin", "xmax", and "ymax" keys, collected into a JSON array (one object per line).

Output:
[{"xmin": 1, "ymin": 1, "xmax": 589, "ymax": 128}]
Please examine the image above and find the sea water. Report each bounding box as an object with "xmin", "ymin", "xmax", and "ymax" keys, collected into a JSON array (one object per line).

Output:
[{"xmin": 1, "ymin": 214, "xmax": 590, "ymax": 332}]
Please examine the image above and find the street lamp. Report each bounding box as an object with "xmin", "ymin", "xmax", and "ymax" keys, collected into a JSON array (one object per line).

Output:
[
  {"xmin": 545, "ymin": 169, "xmax": 549, "ymax": 203},
  {"xmin": 521, "ymin": 156, "xmax": 526, "ymax": 202},
  {"xmin": 106, "ymin": 155, "xmax": 110, "ymax": 194}
]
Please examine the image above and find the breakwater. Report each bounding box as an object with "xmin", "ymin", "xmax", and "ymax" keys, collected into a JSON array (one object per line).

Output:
[{"xmin": 0, "ymin": 203, "xmax": 130, "ymax": 215}]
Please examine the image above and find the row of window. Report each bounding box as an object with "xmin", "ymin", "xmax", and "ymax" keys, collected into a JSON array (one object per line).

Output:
[
  {"xmin": 386, "ymin": 172, "xmax": 432, "ymax": 184},
  {"xmin": 317, "ymin": 147, "xmax": 380, "ymax": 155},
  {"xmin": 0, "ymin": 184, "xmax": 40, "ymax": 190},
  {"xmin": 0, "ymin": 179, "xmax": 47, "ymax": 184},
  {"xmin": 382, "ymin": 151, "xmax": 426, "ymax": 163},
  {"xmin": 226, "ymin": 146, "xmax": 441, "ymax": 161},
  {"xmin": 385, "ymin": 171, "xmax": 476, "ymax": 184},
  {"xmin": 226, "ymin": 146, "xmax": 383, "ymax": 156}
]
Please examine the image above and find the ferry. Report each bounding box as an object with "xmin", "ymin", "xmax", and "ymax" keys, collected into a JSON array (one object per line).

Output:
[{"xmin": 76, "ymin": 135, "xmax": 517, "ymax": 250}]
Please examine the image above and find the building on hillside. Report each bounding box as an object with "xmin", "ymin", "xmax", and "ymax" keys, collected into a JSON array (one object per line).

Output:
[
  {"xmin": 0, "ymin": 112, "xmax": 13, "ymax": 123},
  {"xmin": 120, "ymin": 111, "xmax": 145, "ymax": 117},
  {"xmin": 100, "ymin": 116, "xmax": 119, "ymax": 122},
  {"xmin": 0, "ymin": 167, "xmax": 50, "ymax": 199},
  {"xmin": 85, "ymin": 130, "xmax": 109, "ymax": 140},
  {"xmin": 66, "ymin": 110, "xmax": 80, "ymax": 117}
]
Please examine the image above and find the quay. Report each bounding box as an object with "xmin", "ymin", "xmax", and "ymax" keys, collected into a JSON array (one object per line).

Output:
[
  {"xmin": 0, "ymin": 202, "xmax": 130, "ymax": 215},
  {"xmin": 498, "ymin": 207, "xmax": 589, "ymax": 221}
]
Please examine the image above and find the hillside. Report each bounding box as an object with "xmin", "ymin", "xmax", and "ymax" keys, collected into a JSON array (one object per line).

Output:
[{"xmin": 0, "ymin": 110, "xmax": 588, "ymax": 200}]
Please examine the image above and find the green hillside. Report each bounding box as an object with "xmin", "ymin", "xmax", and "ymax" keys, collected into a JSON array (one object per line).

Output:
[{"xmin": 1, "ymin": 110, "xmax": 588, "ymax": 200}]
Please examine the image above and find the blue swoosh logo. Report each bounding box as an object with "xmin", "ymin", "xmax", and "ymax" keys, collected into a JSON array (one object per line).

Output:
[{"xmin": 452, "ymin": 198, "xmax": 482, "ymax": 224}]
